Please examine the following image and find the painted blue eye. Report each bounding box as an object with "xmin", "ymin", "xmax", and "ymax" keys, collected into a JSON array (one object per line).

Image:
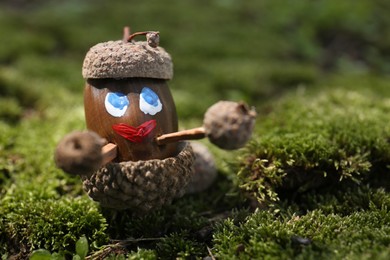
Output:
[
  {"xmin": 105, "ymin": 92, "xmax": 129, "ymax": 117},
  {"xmin": 139, "ymin": 87, "xmax": 162, "ymax": 115},
  {"xmin": 141, "ymin": 87, "xmax": 159, "ymax": 106}
]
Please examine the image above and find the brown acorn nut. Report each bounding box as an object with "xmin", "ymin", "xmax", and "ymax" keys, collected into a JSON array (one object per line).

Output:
[{"xmin": 82, "ymin": 34, "xmax": 178, "ymax": 162}]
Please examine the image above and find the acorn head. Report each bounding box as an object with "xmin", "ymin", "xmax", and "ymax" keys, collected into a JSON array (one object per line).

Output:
[{"xmin": 82, "ymin": 30, "xmax": 178, "ymax": 162}]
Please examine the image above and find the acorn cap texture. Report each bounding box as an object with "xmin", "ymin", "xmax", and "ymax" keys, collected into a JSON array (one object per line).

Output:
[
  {"xmin": 82, "ymin": 142, "xmax": 194, "ymax": 213},
  {"xmin": 82, "ymin": 40, "xmax": 173, "ymax": 79},
  {"xmin": 54, "ymin": 131, "xmax": 104, "ymax": 176},
  {"xmin": 204, "ymin": 101, "xmax": 257, "ymax": 150}
]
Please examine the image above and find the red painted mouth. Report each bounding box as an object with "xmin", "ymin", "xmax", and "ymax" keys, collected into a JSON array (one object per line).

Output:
[{"xmin": 112, "ymin": 120, "xmax": 157, "ymax": 143}]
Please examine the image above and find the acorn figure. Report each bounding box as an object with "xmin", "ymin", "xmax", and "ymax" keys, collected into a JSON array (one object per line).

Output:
[{"xmin": 55, "ymin": 27, "xmax": 256, "ymax": 213}]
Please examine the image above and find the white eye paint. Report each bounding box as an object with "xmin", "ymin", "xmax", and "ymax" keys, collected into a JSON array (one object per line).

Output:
[
  {"xmin": 105, "ymin": 92, "xmax": 130, "ymax": 117},
  {"xmin": 139, "ymin": 87, "xmax": 162, "ymax": 115}
]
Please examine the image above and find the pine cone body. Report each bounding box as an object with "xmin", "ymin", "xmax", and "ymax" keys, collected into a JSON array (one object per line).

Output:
[{"xmin": 82, "ymin": 142, "xmax": 194, "ymax": 213}]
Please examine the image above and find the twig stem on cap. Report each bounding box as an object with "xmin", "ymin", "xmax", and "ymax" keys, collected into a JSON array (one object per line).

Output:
[
  {"xmin": 126, "ymin": 30, "xmax": 160, "ymax": 47},
  {"xmin": 127, "ymin": 31, "xmax": 158, "ymax": 41},
  {"xmin": 123, "ymin": 26, "xmax": 131, "ymax": 43},
  {"xmin": 156, "ymin": 127, "xmax": 206, "ymax": 145},
  {"xmin": 127, "ymin": 31, "xmax": 150, "ymax": 42}
]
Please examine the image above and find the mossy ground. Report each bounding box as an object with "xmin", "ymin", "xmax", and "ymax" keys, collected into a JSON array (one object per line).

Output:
[{"xmin": 1, "ymin": 0, "xmax": 390, "ymax": 259}]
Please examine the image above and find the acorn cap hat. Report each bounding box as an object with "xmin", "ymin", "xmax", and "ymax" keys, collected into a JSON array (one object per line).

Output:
[{"xmin": 82, "ymin": 32, "xmax": 173, "ymax": 80}]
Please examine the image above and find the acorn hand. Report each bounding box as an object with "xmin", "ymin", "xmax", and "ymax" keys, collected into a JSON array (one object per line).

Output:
[
  {"xmin": 54, "ymin": 131, "xmax": 117, "ymax": 176},
  {"xmin": 156, "ymin": 101, "xmax": 257, "ymax": 149}
]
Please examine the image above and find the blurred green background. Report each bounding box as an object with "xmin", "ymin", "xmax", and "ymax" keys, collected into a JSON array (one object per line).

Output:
[
  {"xmin": 1, "ymin": 0, "xmax": 390, "ymax": 259},
  {"xmin": 2, "ymin": 0, "xmax": 389, "ymax": 121}
]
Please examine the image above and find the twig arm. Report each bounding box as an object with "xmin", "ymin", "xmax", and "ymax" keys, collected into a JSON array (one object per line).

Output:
[
  {"xmin": 102, "ymin": 143, "xmax": 118, "ymax": 165},
  {"xmin": 156, "ymin": 127, "xmax": 206, "ymax": 145}
]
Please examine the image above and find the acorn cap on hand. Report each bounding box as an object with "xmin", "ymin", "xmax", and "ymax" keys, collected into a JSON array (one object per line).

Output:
[
  {"xmin": 203, "ymin": 101, "xmax": 257, "ymax": 150},
  {"xmin": 82, "ymin": 40, "xmax": 173, "ymax": 80},
  {"xmin": 54, "ymin": 131, "xmax": 104, "ymax": 176}
]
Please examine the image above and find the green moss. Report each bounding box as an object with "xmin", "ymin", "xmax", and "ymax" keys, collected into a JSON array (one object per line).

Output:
[
  {"xmin": 126, "ymin": 249, "xmax": 157, "ymax": 260},
  {"xmin": 0, "ymin": 185, "xmax": 108, "ymax": 254},
  {"xmin": 156, "ymin": 232, "xmax": 205, "ymax": 259},
  {"xmin": 0, "ymin": 68, "xmax": 41, "ymax": 110},
  {"xmin": 237, "ymin": 88, "xmax": 390, "ymax": 205},
  {"xmin": 0, "ymin": 97, "xmax": 23, "ymax": 124},
  {"xmin": 288, "ymin": 185, "xmax": 390, "ymax": 216},
  {"xmin": 213, "ymin": 206, "xmax": 390, "ymax": 259}
]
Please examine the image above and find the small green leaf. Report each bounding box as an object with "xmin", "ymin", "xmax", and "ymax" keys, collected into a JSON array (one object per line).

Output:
[
  {"xmin": 72, "ymin": 255, "xmax": 81, "ymax": 260},
  {"xmin": 30, "ymin": 249, "xmax": 52, "ymax": 260},
  {"xmin": 51, "ymin": 252, "xmax": 66, "ymax": 260},
  {"xmin": 75, "ymin": 236, "xmax": 89, "ymax": 259}
]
